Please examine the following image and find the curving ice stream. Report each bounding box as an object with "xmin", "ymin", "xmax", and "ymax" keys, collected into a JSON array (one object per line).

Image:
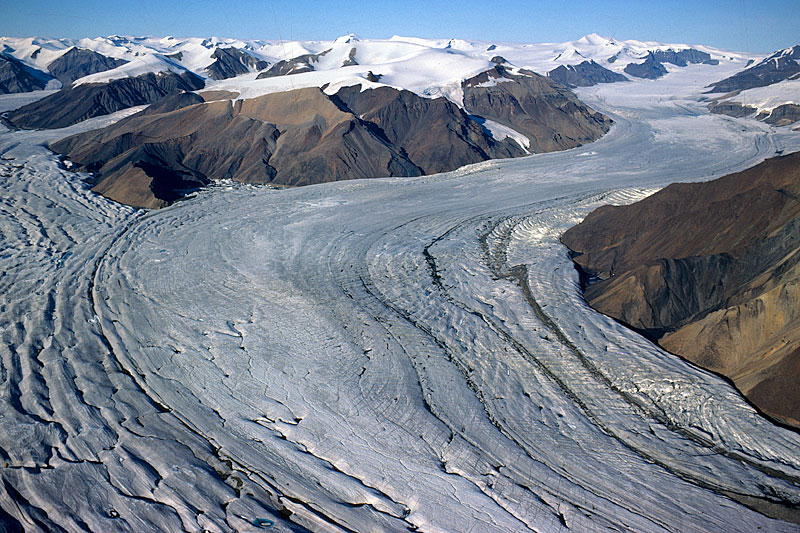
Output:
[{"xmin": 2, "ymin": 65, "xmax": 800, "ymax": 532}]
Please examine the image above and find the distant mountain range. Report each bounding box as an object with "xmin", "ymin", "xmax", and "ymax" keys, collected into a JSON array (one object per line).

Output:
[
  {"xmin": 707, "ymin": 45, "xmax": 800, "ymax": 126},
  {"xmin": 0, "ymin": 34, "xmax": 795, "ymax": 207}
]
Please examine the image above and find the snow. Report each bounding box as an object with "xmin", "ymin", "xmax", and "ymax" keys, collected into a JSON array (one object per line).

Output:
[
  {"xmin": 72, "ymin": 53, "xmax": 193, "ymax": 85},
  {"xmin": 1, "ymin": 33, "xmax": 761, "ymax": 107},
  {"xmin": 474, "ymin": 117, "xmax": 531, "ymax": 151},
  {"xmin": 727, "ymin": 77, "xmax": 800, "ymax": 114},
  {"xmin": 1, "ymin": 33, "xmax": 800, "ymax": 532}
]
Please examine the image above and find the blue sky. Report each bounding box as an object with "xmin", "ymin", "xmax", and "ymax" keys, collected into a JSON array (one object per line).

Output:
[{"xmin": 2, "ymin": 0, "xmax": 798, "ymax": 53}]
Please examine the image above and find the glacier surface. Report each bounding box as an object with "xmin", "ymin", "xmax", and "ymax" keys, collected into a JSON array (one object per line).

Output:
[{"xmin": 1, "ymin": 63, "xmax": 800, "ymax": 532}]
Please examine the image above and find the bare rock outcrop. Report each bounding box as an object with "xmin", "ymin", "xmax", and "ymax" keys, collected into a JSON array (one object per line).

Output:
[
  {"xmin": 548, "ymin": 60, "xmax": 629, "ymax": 87},
  {"xmin": 50, "ymin": 87, "xmax": 427, "ymax": 206},
  {"xmin": 205, "ymin": 47, "xmax": 268, "ymax": 80},
  {"xmin": 256, "ymin": 49, "xmax": 330, "ymax": 78},
  {"xmin": 623, "ymin": 53, "xmax": 668, "ymax": 79},
  {"xmin": 331, "ymin": 85, "xmax": 525, "ymax": 173},
  {"xmin": 48, "ymin": 69, "xmax": 613, "ymax": 209},
  {"xmin": 708, "ymin": 100, "xmax": 758, "ymax": 118},
  {"xmin": 49, "ymin": 83, "xmax": 536, "ymax": 206},
  {"xmin": 651, "ymin": 48, "xmax": 718, "ymax": 67},
  {"xmin": 462, "ymin": 66, "xmax": 612, "ymax": 153},
  {"xmin": 4, "ymin": 71, "xmax": 205, "ymax": 129},
  {"xmin": 0, "ymin": 54, "xmax": 51, "ymax": 94},
  {"xmin": 760, "ymin": 104, "xmax": 800, "ymax": 126},
  {"xmin": 561, "ymin": 152, "xmax": 800, "ymax": 428},
  {"xmin": 46, "ymin": 47, "xmax": 127, "ymax": 85},
  {"xmin": 708, "ymin": 45, "xmax": 800, "ymax": 93}
]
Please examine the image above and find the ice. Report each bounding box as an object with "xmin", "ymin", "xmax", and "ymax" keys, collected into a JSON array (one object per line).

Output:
[
  {"xmin": 727, "ymin": 77, "xmax": 800, "ymax": 114},
  {"xmin": 72, "ymin": 54, "xmax": 195, "ymax": 86},
  {"xmin": 473, "ymin": 118, "xmax": 531, "ymax": 151},
  {"xmin": 0, "ymin": 34, "xmax": 760, "ymax": 110},
  {"xmin": 1, "ymin": 38, "xmax": 800, "ymax": 532}
]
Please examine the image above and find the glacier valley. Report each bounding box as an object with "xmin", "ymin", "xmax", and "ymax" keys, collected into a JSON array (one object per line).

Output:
[{"xmin": 1, "ymin": 61, "xmax": 800, "ymax": 532}]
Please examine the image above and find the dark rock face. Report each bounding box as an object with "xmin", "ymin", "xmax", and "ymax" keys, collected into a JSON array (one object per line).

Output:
[
  {"xmin": 708, "ymin": 45, "xmax": 800, "ymax": 93},
  {"xmin": 561, "ymin": 152, "xmax": 800, "ymax": 428},
  {"xmin": 46, "ymin": 47, "xmax": 127, "ymax": 86},
  {"xmin": 651, "ymin": 48, "xmax": 718, "ymax": 66},
  {"xmin": 205, "ymin": 47, "xmax": 268, "ymax": 80},
  {"xmin": 709, "ymin": 97, "xmax": 799, "ymax": 127},
  {"xmin": 462, "ymin": 65, "xmax": 613, "ymax": 153},
  {"xmin": 256, "ymin": 49, "xmax": 331, "ymax": 78},
  {"xmin": 623, "ymin": 53, "xmax": 669, "ymax": 79},
  {"xmin": 4, "ymin": 71, "xmax": 205, "ymax": 129},
  {"xmin": 609, "ymin": 48, "xmax": 717, "ymax": 73},
  {"xmin": 762, "ymin": 103, "xmax": 800, "ymax": 126},
  {"xmin": 547, "ymin": 60, "xmax": 628, "ymax": 87},
  {"xmin": 0, "ymin": 54, "xmax": 51, "ymax": 94},
  {"xmin": 50, "ymin": 96, "xmax": 283, "ymax": 207},
  {"xmin": 332, "ymin": 85, "xmax": 525, "ymax": 174},
  {"xmin": 708, "ymin": 100, "xmax": 757, "ymax": 118},
  {"xmin": 342, "ymin": 48, "xmax": 358, "ymax": 67}
]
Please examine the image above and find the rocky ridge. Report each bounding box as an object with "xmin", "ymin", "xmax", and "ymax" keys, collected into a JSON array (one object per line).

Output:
[
  {"xmin": 461, "ymin": 66, "xmax": 613, "ymax": 153},
  {"xmin": 46, "ymin": 47, "xmax": 128, "ymax": 86},
  {"xmin": 0, "ymin": 54, "xmax": 51, "ymax": 94},
  {"xmin": 256, "ymin": 49, "xmax": 330, "ymax": 78},
  {"xmin": 707, "ymin": 44, "xmax": 800, "ymax": 125},
  {"xmin": 547, "ymin": 60, "xmax": 629, "ymax": 87},
  {"xmin": 623, "ymin": 48, "xmax": 718, "ymax": 79},
  {"xmin": 205, "ymin": 47, "xmax": 269, "ymax": 80},
  {"xmin": 48, "ymin": 63, "xmax": 612, "ymax": 208},
  {"xmin": 561, "ymin": 152, "xmax": 800, "ymax": 428},
  {"xmin": 3, "ymin": 71, "xmax": 205, "ymax": 129},
  {"xmin": 49, "ymin": 79, "xmax": 567, "ymax": 207},
  {"xmin": 708, "ymin": 45, "xmax": 800, "ymax": 93}
]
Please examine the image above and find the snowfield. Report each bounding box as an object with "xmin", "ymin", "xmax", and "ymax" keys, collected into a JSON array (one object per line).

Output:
[{"xmin": 1, "ymin": 49, "xmax": 800, "ymax": 532}]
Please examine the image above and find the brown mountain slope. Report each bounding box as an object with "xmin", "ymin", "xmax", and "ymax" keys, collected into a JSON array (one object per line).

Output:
[
  {"xmin": 51, "ymin": 87, "xmax": 422, "ymax": 207},
  {"xmin": 5, "ymin": 71, "xmax": 205, "ymax": 130},
  {"xmin": 51, "ymin": 69, "xmax": 611, "ymax": 208},
  {"xmin": 561, "ymin": 152, "xmax": 800, "ymax": 428},
  {"xmin": 462, "ymin": 65, "xmax": 613, "ymax": 153},
  {"xmin": 331, "ymin": 85, "xmax": 524, "ymax": 174}
]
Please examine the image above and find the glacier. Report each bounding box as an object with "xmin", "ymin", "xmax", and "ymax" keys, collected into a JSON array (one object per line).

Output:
[{"xmin": 1, "ymin": 60, "xmax": 800, "ymax": 532}]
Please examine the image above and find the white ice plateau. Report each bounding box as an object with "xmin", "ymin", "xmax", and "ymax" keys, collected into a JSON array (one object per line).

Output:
[{"xmin": 1, "ymin": 38, "xmax": 800, "ymax": 532}]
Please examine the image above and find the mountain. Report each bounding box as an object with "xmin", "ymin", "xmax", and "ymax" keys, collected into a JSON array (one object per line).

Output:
[
  {"xmin": 622, "ymin": 49, "xmax": 717, "ymax": 80},
  {"xmin": 461, "ymin": 65, "xmax": 612, "ymax": 153},
  {"xmin": 561, "ymin": 152, "xmax": 800, "ymax": 428},
  {"xmin": 46, "ymin": 47, "xmax": 127, "ymax": 85},
  {"xmin": 0, "ymin": 33, "xmax": 744, "ymax": 207},
  {"xmin": 205, "ymin": 47, "xmax": 268, "ymax": 80},
  {"xmin": 256, "ymin": 49, "xmax": 330, "ymax": 78},
  {"xmin": 707, "ymin": 44, "xmax": 800, "ymax": 125},
  {"xmin": 48, "ymin": 62, "xmax": 612, "ymax": 208},
  {"xmin": 0, "ymin": 53, "xmax": 52, "ymax": 93},
  {"xmin": 623, "ymin": 53, "xmax": 669, "ymax": 79},
  {"xmin": 708, "ymin": 45, "xmax": 800, "ymax": 93},
  {"xmin": 0, "ymin": 33, "xmax": 736, "ymax": 100},
  {"xmin": 4, "ymin": 71, "xmax": 205, "ymax": 129},
  {"xmin": 50, "ymin": 73, "xmax": 601, "ymax": 207},
  {"xmin": 0, "ymin": 34, "xmax": 739, "ymax": 132},
  {"xmin": 547, "ymin": 60, "xmax": 629, "ymax": 87}
]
